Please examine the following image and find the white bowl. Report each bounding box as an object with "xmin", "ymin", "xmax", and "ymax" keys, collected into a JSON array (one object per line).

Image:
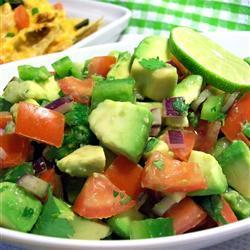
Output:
[
  {"xmin": 1, "ymin": 32, "xmax": 250, "ymax": 250},
  {"xmin": 49, "ymin": 0, "xmax": 131, "ymax": 49}
]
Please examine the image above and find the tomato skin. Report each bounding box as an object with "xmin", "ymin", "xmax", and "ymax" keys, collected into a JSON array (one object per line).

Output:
[
  {"xmin": 14, "ymin": 5, "xmax": 29, "ymax": 30},
  {"xmin": 162, "ymin": 129, "xmax": 196, "ymax": 161},
  {"xmin": 0, "ymin": 112, "xmax": 13, "ymax": 129},
  {"xmin": 105, "ymin": 155, "xmax": 143, "ymax": 199},
  {"xmin": 88, "ymin": 56, "xmax": 116, "ymax": 77},
  {"xmin": 15, "ymin": 102, "xmax": 65, "ymax": 147},
  {"xmin": 141, "ymin": 152, "xmax": 207, "ymax": 193},
  {"xmin": 164, "ymin": 197, "xmax": 207, "ymax": 234},
  {"xmin": 39, "ymin": 168, "xmax": 63, "ymax": 198},
  {"xmin": 0, "ymin": 133, "xmax": 30, "ymax": 168},
  {"xmin": 73, "ymin": 173, "xmax": 135, "ymax": 219},
  {"xmin": 220, "ymin": 198, "xmax": 238, "ymax": 225},
  {"xmin": 59, "ymin": 77, "xmax": 94, "ymax": 104},
  {"xmin": 222, "ymin": 93, "xmax": 250, "ymax": 146},
  {"xmin": 194, "ymin": 120, "xmax": 221, "ymax": 153}
]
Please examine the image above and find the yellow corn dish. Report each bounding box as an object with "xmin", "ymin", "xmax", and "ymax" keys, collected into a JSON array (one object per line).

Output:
[{"xmin": 0, "ymin": 0, "xmax": 102, "ymax": 63}]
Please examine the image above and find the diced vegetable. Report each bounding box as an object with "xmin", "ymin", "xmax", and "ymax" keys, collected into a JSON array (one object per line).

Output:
[
  {"xmin": 0, "ymin": 112, "xmax": 12, "ymax": 129},
  {"xmin": 14, "ymin": 5, "xmax": 29, "ymax": 30},
  {"xmin": 164, "ymin": 197, "xmax": 207, "ymax": 234},
  {"xmin": 105, "ymin": 156, "xmax": 143, "ymax": 199},
  {"xmin": 17, "ymin": 174, "xmax": 49, "ymax": 199},
  {"xmin": 32, "ymin": 157, "xmax": 48, "ymax": 174},
  {"xmin": 141, "ymin": 152, "xmax": 207, "ymax": 193},
  {"xmin": 45, "ymin": 96, "xmax": 73, "ymax": 114},
  {"xmin": 59, "ymin": 77, "xmax": 94, "ymax": 104},
  {"xmin": 163, "ymin": 97, "xmax": 188, "ymax": 117},
  {"xmin": 52, "ymin": 56, "xmax": 74, "ymax": 78},
  {"xmin": 15, "ymin": 102, "xmax": 65, "ymax": 147},
  {"xmin": 221, "ymin": 92, "xmax": 250, "ymax": 146},
  {"xmin": 191, "ymin": 89, "xmax": 211, "ymax": 111},
  {"xmin": 73, "ymin": 173, "xmax": 135, "ymax": 219},
  {"xmin": 88, "ymin": 56, "xmax": 116, "ymax": 77},
  {"xmin": 18, "ymin": 65, "xmax": 51, "ymax": 82},
  {"xmin": 0, "ymin": 133, "xmax": 30, "ymax": 168},
  {"xmin": 129, "ymin": 218, "xmax": 175, "ymax": 239},
  {"xmin": 0, "ymin": 97, "xmax": 12, "ymax": 112},
  {"xmin": 221, "ymin": 92, "xmax": 239, "ymax": 113}
]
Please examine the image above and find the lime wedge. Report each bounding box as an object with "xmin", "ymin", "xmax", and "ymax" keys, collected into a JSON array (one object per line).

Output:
[{"xmin": 169, "ymin": 27, "xmax": 250, "ymax": 92}]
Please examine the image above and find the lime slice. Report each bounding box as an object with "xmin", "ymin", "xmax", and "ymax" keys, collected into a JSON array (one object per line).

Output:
[{"xmin": 169, "ymin": 27, "xmax": 250, "ymax": 92}]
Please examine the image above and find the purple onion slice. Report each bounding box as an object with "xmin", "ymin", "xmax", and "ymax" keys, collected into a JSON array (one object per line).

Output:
[
  {"xmin": 45, "ymin": 96, "xmax": 73, "ymax": 114},
  {"xmin": 163, "ymin": 97, "xmax": 184, "ymax": 117},
  {"xmin": 167, "ymin": 130, "xmax": 184, "ymax": 149}
]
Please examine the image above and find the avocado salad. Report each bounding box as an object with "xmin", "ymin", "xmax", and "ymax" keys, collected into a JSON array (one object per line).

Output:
[{"xmin": 0, "ymin": 26, "xmax": 250, "ymax": 240}]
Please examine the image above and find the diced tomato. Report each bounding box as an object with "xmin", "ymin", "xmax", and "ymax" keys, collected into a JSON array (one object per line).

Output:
[
  {"xmin": 141, "ymin": 152, "xmax": 207, "ymax": 193},
  {"xmin": 88, "ymin": 56, "xmax": 116, "ymax": 77},
  {"xmin": 58, "ymin": 77, "xmax": 94, "ymax": 104},
  {"xmin": 54, "ymin": 2, "xmax": 64, "ymax": 10},
  {"xmin": 0, "ymin": 133, "xmax": 30, "ymax": 168},
  {"xmin": 194, "ymin": 120, "xmax": 221, "ymax": 153},
  {"xmin": 73, "ymin": 173, "xmax": 135, "ymax": 219},
  {"xmin": 164, "ymin": 197, "xmax": 207, "ymax": 234},
  {"xmin": 219, "ymin": 198, "xmax": 238, "ymax": 225},
  {"xmin": 168, "ymin": 56, "xmax": 189, "ymax": 81},
  {"xmin": 39, "ymin": 168, "xmax": 63, "ymax": 198},
  {"xmin": 14, "ymin": 5, "xmax": 29, "ymax": 30},
  {"xmin": 0, "ymin": 112, "xmax": 13, "ymax": 129},
  {"xmin": 162, "ymin": 129, "xmax": 197, "ymax": 161},
  {"xmin": 221, "ymin": 93, "xmax": 250, "ymax": 146},
  {"xmin": 15, "ymin": 102, "xmax": 64, "ymax": 147},
  {"xmin": 105, "ymin": 155, "xmax": 143, "ymax": 199}
]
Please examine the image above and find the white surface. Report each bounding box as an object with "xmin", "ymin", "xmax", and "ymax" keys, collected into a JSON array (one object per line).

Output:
[{"xmin": 1, "ymin": 32, "xmax": 250, "ymax": 250}]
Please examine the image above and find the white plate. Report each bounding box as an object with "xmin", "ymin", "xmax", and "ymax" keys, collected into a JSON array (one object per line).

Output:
[
  {"xmin": 50, "ymin": 0, "xmax": 131, "ymax": 49},
  {"xmin": 1, "ymin": 32, "xmax": 250, "ymax": 250}
]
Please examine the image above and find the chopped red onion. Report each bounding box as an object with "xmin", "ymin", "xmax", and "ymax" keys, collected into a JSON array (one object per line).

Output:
[
  {"xmin": 45, "ymin": 96, "xmax": 73, "ymax": 114},
  {"xmin": 136, "ymin": 192, "xmax": 148, "ymax": 209},
  {"xmin": 191, "ymin": 89, "xmax": 211, "ymax": 111},
  {"xmin": 17, "ymin": 174, "xmax": 49, "ymax": 199},
  {"xmin": 33, "ymin": 157, "xmax": 48, "ymax": 174},
  {"xmin": 151, "ymin": 108, "xmax": 162, "ymax": 126},
  {"xmin": 167, "ymin": 130, "xmax": 184, "ymax": 148},
  {"xmin": 163, "ymin": 97, "xmax": 184, "ymax": 117},
  {"xmin": 0, "ymin": 147, "xmax": 7, "ymax": 160},
  {"xmin": 222, "ymin": 92, "xmax": 239, "ymax": 113},
  {"xmin": 150, "ymin": 125, "xmax": 161, "ymax": 137}
]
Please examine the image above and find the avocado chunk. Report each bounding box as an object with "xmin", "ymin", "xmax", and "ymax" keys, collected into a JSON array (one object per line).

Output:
[
  {"xmin": 70, "ymin": 216, "xmax": 111, "ymax": 240},
  {"xmin": 129, "ymin": 218, "xmax": 175, "ymax": 239},
  {"xmin": 0, "ymin": 182, "xmax": 42, "ymax": 232},
  {"xmin": 107, "ymin": 51, "xmax": 131, "ymax": 79},
  {"xmin": 91, "ymin": 78, "xmax": 135, "ymax": 109},
  {"xmin": 89, "ymin": 100, "xmax": 153, "ymax": 162},
  {"xmin": 164, "ymin": 116, "xmax": 189, "ymax": 128},
  {"xmin": 41, "ymin": 77, "xmax": 61, "ymax": 101},
  {"xmin": 223, "ymin": 189, "xmax": 250, "ymax": 219},
  {"xmin": 212, "ymin": 137, "xmax": 230, "ymax": 159},
  {"xmin": 217, "ymin": 140, "xmax": 250, "ymax": 198},
  {"xmin": 131, "ymin": 60, "xmax": 178, "ymax": 101},
  {"xmin": 131, "ymin": 36, "xmax": 177, "ymax": 101},
  {"xmin": 172, "ymin": 75, "xmax": 203, "ymax": 104},
  {"xmin": 57, "ymin": 145, "xmax": 106, "ymax": 177},
  {"xmin": 108, "ymin": 208, "xmax": 144, "ymax": 239},
  {"xmin": 188, "ymin": 150, "xmax": 227, "ymax": 196},
  {"xmin": 143, "ymin": 137, "xmax": 172, "ymax": 159}
]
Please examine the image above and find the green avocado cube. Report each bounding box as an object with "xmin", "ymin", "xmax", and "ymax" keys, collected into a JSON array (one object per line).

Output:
[
  {"xmin": 91, "ymin": 78, "xmax": 135, "ymax": 109},
  {"xmin": 129, "ymin": 218, "xmax": 175, "ymax": 239},
  {"xmin": 57, "ymin": 145, "xmax": 106, "ymax": 177},
  {"xmin": 188, "ymin": 150, "xmax": 227, "ymax": 196},
  {"xmin": 89, "ymin": 100, "xmax": 153, "ymax": 162},
  {"xmin": 108, "ymin": 208, "xmax": 144, "ymax": 239},
  {"xmin": 217, "ymin": 140, "xmax": 250, "ymax": 198},
  {"xmin": 223, "ymin": 189, "xmax": 250, "ymax": 219},
  {"xmin": 0, "ymin": 182, "xmax": 42, "ymax": 232}
]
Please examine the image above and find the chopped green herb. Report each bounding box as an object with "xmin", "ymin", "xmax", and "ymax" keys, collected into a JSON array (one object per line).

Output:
[
  {"xmin": 22, "ymin": 207, "xmax": 34, "ymax": 218},
  {"xmin": 120, "ymin": 192, "xmax": 125, "ymax": 199},
  {"xmin": 32, "ymin": 188, "xmax": 74, "ymax": 238},
  {"xmin": 6, "ymin": 32, "xmax": 15, "ymax": 37},
  {"xmin": 120, "ymin": 195, "xmax": 132, "ymax": 205},
  {"xmin": 4, "ymin": 121, "xmax": 15, "ymax": 134},
  {"xmin": 172, "ymin": 97, "xmax": 189, "ymax": 114},
  {"xmin": 113, "ymin": 190, "xmax": 119, "ymax": 198},
  {"xmin": 153, "ymin": 159, "xmax": 164, "ymax": 170},
  {"xmin": 242, "ymin": 122, "xmax": 250, "ymax": 138},
  {"xmin": 32, "ymin": 7, "xmax": 39, "ymax": 15},
  {"xmin": 139, "ymin": 57, "xmax": 166, "ymax": 71},
  {"xmin": 188, "ymin": 112, "xmax": 198, "ymax": 128},
  {"xmin": 144, "ymin": 138, "xmax": 159, "ymax": 153},
  {"xmin": 0, "ymin": 97, "xmax": 12, "ymax": 112}
]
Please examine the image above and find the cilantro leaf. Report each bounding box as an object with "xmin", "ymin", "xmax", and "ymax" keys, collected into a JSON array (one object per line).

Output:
[
  {"xmin": 113, "ymin": 190, "xmax": 119, "ymax": 198},
  {"xmin": 32, "ymin": 188, "xmax": 74, "ymax": 238},
  {"xmin": 172, "ymin": 97, "xmax": 189, "ymax": 114},
  {"xmin": 144, "ymin": 138, "xmax": 159, "ymax": 153},
  {"xmin": 120, "ymin": 195, "xmax": 132, "ymax": 205},
  {"xmin": 242, "ymin": 122, "xmax": 250, "ymax": 138},
  {"xmin": 139, "ymin": 57, "xmax": 166, "ymax": 71},
  {"xmin": 153, "ymin": 159, "xmax": 165, "ymax": 170},
  {"xmin": 188, "ymin": 112, "xmax": 198, "ymax": 128}
]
